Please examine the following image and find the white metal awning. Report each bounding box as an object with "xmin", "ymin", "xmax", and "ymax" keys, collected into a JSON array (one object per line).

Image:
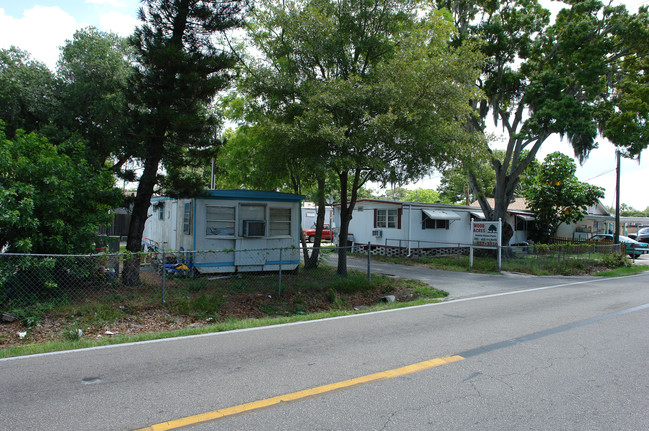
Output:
[
  {"xmin": 470, "ymin": 211, "xmax": 485, "ymax": 219},
  {"xmin": 422, "ymin": 209, "xmax": 461, "ymax": 221},
  {"xmin": 516, "ymin": 214, "xmax": 535, "ymax": 221}
]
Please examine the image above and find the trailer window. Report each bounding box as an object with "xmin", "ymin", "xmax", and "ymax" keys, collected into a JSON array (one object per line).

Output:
[
  {"xmin": 239, "ymin": 204, "xmax": 266, "ymax": 236},
  {"xmin": 422, "ymin": 215, "xmax": 449, "ymax": 230},
  {"xmin": 270, "ymin": 208, "xmax": 291, "ymax": 236},
  {"xmin": 206, "ymin": 206, "xmax": 235, "ymax": 236},
  {"xmin": 183, "ymin": 203, "xmax": 192, "ymax": 234},
  {"xmin": 377, "ymin": 209, "xmax": 398, "ymax": 228}
]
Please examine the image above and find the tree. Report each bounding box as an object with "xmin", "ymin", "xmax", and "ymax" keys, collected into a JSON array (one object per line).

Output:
[
  {"xmin": 0, "ymin": 127, "xmax": 122, "ymax": 254},
  {"xmin": 522, "ymin": 152, "xmax": 604, "ymax": 242},
  {"xmin": 123, "ymin": 0, "xmax": 249, "ymax": 285},
  {"xmin": 215, "ymin": 121, "xmax": 328, "ymax": 269},
  {"xmin": 240, "ymin": 0, "xmax": 482, "ymax": 275},
  {"xmin": 377, "ymin": 187, "xmax": 446, "ymax": 203},
  {"xmin": 54, "ymin": 27, "xmax": 134, "ymax": 170},
  {"xmin": 0, "ymin": 48, "xmax": 55, "ymax": 138},
  {"xmin": 438, "ymin": 149, "xmax": 538, "ymax": 204},
  {"xmin": 438, "ymin": 164, "xmax": 495, "ymax": 205},
  {"xmin": 437, "ymin": 0, "xmax": 649, "ymax": 244}
]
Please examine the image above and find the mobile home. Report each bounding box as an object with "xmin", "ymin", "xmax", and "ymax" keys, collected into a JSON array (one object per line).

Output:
[
  {"xmin": 143, "ymin": 190, "xmax": 304, "ymax": 273},
  {"xmin": 333, "ymin": 199, "xmax": 534, "ymax": 256},
  {"xmin": 300, "ymin": 203, "xmax": 335, "ymax": 230}
]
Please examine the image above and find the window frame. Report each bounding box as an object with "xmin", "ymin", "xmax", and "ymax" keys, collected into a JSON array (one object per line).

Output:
[
  {"xmin": 269, "ymin": 207, "xmax": 292, "ymax": 237},
  {"xmin": 376, "ymin": 208, "xmax": 399, "ymax": 229},
  {"xmin": 422, "ymin": 213, "xmax": 449, "ymax": 230},
  {"xmin": 239, "ymin": 204, "xmax": 266, "ymax": 237},
  {"xmin": 205, "ymin": 205, "xmax": 236, "ymax": 236},
  {"xmin": 182, "ymin": 203, "xmax": 192, "ymax": 235}
]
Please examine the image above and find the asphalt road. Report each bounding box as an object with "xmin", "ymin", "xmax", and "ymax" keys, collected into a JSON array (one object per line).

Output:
[
  {"xmin": 1, "ymin": 269, "xmax": 649, "ymax": 430},
  {"xmin": 327, "ymin": 254, "xmax": 597, "ymax": 300}
]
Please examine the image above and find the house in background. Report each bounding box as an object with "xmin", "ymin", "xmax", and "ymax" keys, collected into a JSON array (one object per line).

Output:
[
  {"xmin": 143, "ymin": 190, "xmax": 304, "ymax": 273},
  {"xmin": 620, "ymin": 217, "xmax": 649, "ymax": 237},
  {"xmin": 555, "ymin": 201, "xmax": 615, "ymax": 240}
]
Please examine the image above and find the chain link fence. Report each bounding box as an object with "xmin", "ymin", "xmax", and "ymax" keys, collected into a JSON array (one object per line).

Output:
[
  {"xmin": 377, "ymin": 238, "xmax": 625, "ymax": 260},
  {"xmin": 0, "ymin": 240, "xmax": 631, "ymax": 317},
  {"xmin": 0, "ymin": 246, "xmax": 359, "ymax": 313}
]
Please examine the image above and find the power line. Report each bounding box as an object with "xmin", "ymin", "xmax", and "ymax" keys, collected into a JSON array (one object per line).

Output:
[{"xmin": 585, "ymin": 168, "xmax": 616, "ymax": 181}]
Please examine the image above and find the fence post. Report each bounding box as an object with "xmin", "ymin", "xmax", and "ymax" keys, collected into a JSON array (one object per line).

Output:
[
  {"xmin": 367, "ymin": 241, "xmax": 371, "ymax": 282},
  {"xmin": 161, "ymin": 250, "xmax": 166, "ymax": 304},
  {"xmin": 278, "ymin": 248, "xmax": 283, "ymax": 298}
]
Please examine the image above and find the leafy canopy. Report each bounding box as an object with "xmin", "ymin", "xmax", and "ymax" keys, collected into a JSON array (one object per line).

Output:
[
  {"xmin": 0, "ymin": 127, "xmax": 122, "ymax": 254},
  {"xmin": 522, "ymin": 152, "xmax": 605, "ymax": 242}
]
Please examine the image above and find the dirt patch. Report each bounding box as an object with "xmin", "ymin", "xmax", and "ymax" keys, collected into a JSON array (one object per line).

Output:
[{"xmin": 1, "ymin": 280, "xmax": 433, "ymax": 349}]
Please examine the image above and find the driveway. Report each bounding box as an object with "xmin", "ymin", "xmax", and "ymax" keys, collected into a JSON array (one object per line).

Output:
[{"xmin": 323, "ymin": 254, "xmax": 595, "ymax": 300}]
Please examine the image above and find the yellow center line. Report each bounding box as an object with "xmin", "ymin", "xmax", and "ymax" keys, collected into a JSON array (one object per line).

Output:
[{"xmin": 135, "ymin": 355, "xmax": 464, "ymax": 431}]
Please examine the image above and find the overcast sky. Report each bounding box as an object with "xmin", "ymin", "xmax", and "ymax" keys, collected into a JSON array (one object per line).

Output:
[{"xmin": 1, "ymin": 0, "xmax": 647, "ymax": 210}]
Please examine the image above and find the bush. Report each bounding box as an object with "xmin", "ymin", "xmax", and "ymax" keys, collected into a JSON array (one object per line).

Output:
[{"xmin": 601, "ymin": 253, "xmax": 631, "ymax": 268}]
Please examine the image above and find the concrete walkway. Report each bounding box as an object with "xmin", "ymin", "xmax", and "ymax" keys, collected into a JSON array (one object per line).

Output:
[{"xmin": 323, "ymin": 254, "xmax": 596, "ymax": 300}]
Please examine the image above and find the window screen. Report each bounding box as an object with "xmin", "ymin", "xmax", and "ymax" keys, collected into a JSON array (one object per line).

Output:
[
  {"xmin": 269, "ymin": 208, "xmax": 291, "ymax": 236},
  {"xmin": 239, "ymin": 204, "xmax": 265, "ymax": 220},
  {"xmin": 183, "ymin": 203, "xmax": 192, "ymax": 234},
  {"xmin": 206, "ymin": 206, "xmax": 235, "ymax": 236}
]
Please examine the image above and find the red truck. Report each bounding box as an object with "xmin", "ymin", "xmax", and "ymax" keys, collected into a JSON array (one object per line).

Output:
[{"xmin": 302, "ymin": 223, "xmax": 334, "ymax": 243}]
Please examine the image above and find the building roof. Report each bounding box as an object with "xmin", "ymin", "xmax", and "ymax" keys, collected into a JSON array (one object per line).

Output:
[
  {"xmin": 199, "ymin": 189, "xmax": 305, "ymax": 202},
  {"xmin": 470, "ymin": 197, "xmax": 531, "ymax": 212},
  {"xmin": 152, "ymin": 190, "xmax": 305, "ymax": 202}
]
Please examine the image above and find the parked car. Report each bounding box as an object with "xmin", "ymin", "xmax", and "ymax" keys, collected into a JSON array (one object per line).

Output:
[
  {"xmin": 302, "ymin": 223, "xmax": 334, "ymax": 243},
  {"xmin": 589, "ymin": 233, "xmax": 649, "ymax": 258},
  {"xmin": 636, "ymin": 227, "xmax": 649, "ymax": 244}
]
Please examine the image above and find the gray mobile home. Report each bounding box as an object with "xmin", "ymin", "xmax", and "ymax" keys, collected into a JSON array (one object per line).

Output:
[{"xmin": 143, "ymin": 190, "xmax": 304, "ymax": 273}]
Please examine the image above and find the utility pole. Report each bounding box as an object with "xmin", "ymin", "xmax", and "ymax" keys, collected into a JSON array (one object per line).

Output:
[{"xmin": 614, "ymin": 149, "xmax": 620, "ymax": 244}]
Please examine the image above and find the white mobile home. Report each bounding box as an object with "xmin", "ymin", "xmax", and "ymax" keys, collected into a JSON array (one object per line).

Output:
[
  {"xmin": 143, "ymin": 190, "xmax": 304, "ymax": 273},
  {"xmin": 301, "ymin": 203, "xmax": 335, "ymax": 230},
  {"xmin": 334, "ymin": 199, "xmax": 533, "ymax": 256}
]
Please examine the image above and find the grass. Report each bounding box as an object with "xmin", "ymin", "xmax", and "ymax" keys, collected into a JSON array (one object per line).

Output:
[
  {"xmin": 1, "ymin": 265, "xmax": 447, "ymax": 359},
  {"xmin": 366, "ymin": 252, "xmax": 640, "ymax": 276},
  {"xmin": 4, "ymin": 250, "xmax": 644, "ymax": 358},
  {"xmin": 594, "ymin": 265, "xmax": 649, "ymax": 277}
]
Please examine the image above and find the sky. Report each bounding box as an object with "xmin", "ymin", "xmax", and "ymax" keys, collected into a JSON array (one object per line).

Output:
[{"xmin": 1, "ymin": 0, "xmax": 647, "ymax": 211}]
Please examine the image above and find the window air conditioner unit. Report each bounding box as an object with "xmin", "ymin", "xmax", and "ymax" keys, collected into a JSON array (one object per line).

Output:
[
  {"xmin": 372, "ymin": 229, "xmax": 382, "ymax": 237},
  {"xmin": 242, "ymin": 220, "xmax": 265, "ymax": 237}
]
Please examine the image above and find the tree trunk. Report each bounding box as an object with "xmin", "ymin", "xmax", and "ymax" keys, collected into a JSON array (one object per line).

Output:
[
  {"xmin": 303, "ymin": 177, "xmax": 326, "ymax": 270},
  {"xmin": 336, "ymin": 171, "xmax": 361, "ymax": 277},
  {"xmin": 122, "ymin": 147, "xmax": 163, "ymax": 286}
]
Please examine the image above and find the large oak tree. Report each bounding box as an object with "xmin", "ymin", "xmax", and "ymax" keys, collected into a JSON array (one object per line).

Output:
[
  {"xmin": 235, "ymin": 0, "xmax": 483, "ymax": 275},
  {"xmin": 437, "ymin": 0, "xmax": 649, "ymax": 244}
]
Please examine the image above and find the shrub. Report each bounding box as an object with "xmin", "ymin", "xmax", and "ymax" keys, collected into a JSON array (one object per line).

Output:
[{"xmin": 601, "ymin": 253, "xmax": 631, "ymax": 268}]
